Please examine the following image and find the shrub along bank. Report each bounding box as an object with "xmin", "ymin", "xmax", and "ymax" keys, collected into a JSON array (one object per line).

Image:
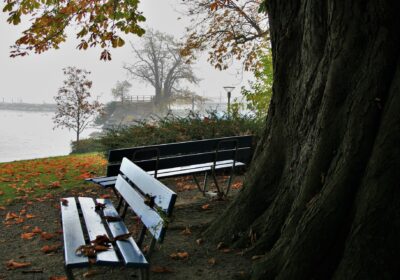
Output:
[{"xmin": 72, "ymin": 111, "xmax": 262, "ymax": 154}]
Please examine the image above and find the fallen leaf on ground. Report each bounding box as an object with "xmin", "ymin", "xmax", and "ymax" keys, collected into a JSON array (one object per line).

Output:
[
  {"xmin": 170, "ymin": 251, "xmax": 189, "ymax": 260},
  {"xmin": 41, "ymin": 232, "xmax": 55, "ymax": 240},
  {"xmin": 83, "ymin": 270, "xmax": 101, "ymax": 278},
  {"xmin": 181, "ymin": 227, "xmax": 192, "ymax": 235},
  {"xmin": 49, "ymin": 181, "xmax": 61, "ymax": 188},
  {"xmin": 0, "ymin": 206, "xmax": 6, "ymax": 210},
  {"xmin": 100, "ymin": 194, "xmax": 111, "ymax": 199},
  {"xmin": 32, "ymin": 226, "xmax": 42, "ymax": 233},
  {"xmin": 208, "ymin": 257, "xmax": 217, "ymax": 266},
  {"xmin": 26, "ymin": 214, "xmax": 35, "ymax": 219},
  {"xmin": 41, "ymin": 244, "xmax": 60, "ymax": 254},
  {"xmin": 222, "ymin": 248, "xmax": 232, "ymax": 253},
  {"xmin": 196, "ymin": 238, "xmax": 204, "ymax": 246},
  {"xmin": 201, "ymin": 204, "xmax": 210, "ymax": 210},
  {"xmin": 6, "ymin": 259, "xmax": 31, "ymax": 270},
  {"xmin": 5, "ymin": 212, "xmax": 18, "ymax": 221},
  {"xmin": 150, "ymin": 265, "xmax": 174, "ymax": 273},
  {"xmin": 21, "ymin": 232, "xmax": 36, "ymax": 240},
  {"xmin": 49, "ymin": 276, "xmax": 67, "ymax": 280},
  {"xmin": 217, "ymin": 242, "xmax": 227, "ymax": 250}
]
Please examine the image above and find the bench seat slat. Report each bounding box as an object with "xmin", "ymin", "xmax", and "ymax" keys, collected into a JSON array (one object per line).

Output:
[
  {"xmin": 98, "ymin": 199, "xmax": 149, "ymax": 268},
  {"xmin": 86, "ymin": 176, "xmax": 117, "ymax": 184},
  {"xmin": 78, "ymin": 197, "xmax": 120, "ymax": 265},
  {"xmin": 60, "ymin": 197, "xmax": 89, "ymax": 268},
  {"xmin": 120, "ymin": 158, "xmax": 177, "ymax": 214},
  {"xmin": 97, "ymin": 160, "xmax": 245, "ymax": 188},
  {"xmin": 108, "ymin": 147, "xmax": 252, "ymax": 176},
  {"xmin": 115, "ymin": 175, "xmax": 167, "ymax": 241}
]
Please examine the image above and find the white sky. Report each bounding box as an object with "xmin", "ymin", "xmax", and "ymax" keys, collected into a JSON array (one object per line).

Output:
[{"xmin": 0, "ymin": 0, "xmax": 252, "ymax": 104}]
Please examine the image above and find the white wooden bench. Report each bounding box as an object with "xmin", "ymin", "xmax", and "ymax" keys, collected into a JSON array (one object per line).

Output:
[{"xmin": 61, "ymin": 158, "xmax": 177, "ymax": 279}]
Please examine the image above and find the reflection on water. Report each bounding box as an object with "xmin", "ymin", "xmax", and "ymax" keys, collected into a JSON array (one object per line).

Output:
[{"xmin": 0, "ymin": 110, "xmax": 99, "ymax": 163}]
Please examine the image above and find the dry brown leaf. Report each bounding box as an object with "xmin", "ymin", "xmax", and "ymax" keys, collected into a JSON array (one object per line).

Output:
[
  {"xmin": 26, "ymin": 214, "xmax": 35, "ymax": 219},
  {"xmin": 181, "ymin": 227, "xmax": 192, "ymax": 235},
  {"xmin": 49, "ymin": 276, "xmax": 67, "ymax": 280},
  {"xmin": 217, "ymin": 242, "xmax": 227, "ymax": 250},
  {"xmin": 0, "ymin": 206, "xmax": 6, "ymax": 210},
  {"xmin": 201, "ymin": 204, "xmax": 210, "ymax": 210},
  {"xmin": 60, "ymin": 198, "xmax": 69, "ymax": 206},
  {"xmin": 83, "ymin": 270, "xmax": 101, "ymax": 278},
  {"xmin": 5, "ymin": 212, "xmax": 18, "ymax": 221},
  {"xmin": 208, "ymin": 257, "xmax": 217, "ymax": 266},
  {"xmin": 222, "ymin": 248, "xmax": 232, "ymax": 253},
  {"xmin": 32, "ymin": 226, "xmax": 42, "ymax": 233},
  {"xmin": 21, "ymin": 232, "xmax": 36, "ymax": 240},
  {"xmin": 170, "ymin": 251, "xmax": 189, "ymax": 260},
  {"xmin": 114, "ymin": 232, "xmax": 132, "ymax": 241},
  {"xmin": 22, "ymin": 225, "xmax": 30, "ymax": 230},
  {"xmin": 75, "ymin": 245, "xmax": 97, "ymax": 257},
  {"xmin": 150, "ymin": 265, "xmax": 174, "ymax": 273},
  {"xmin": 6, "ymin": 259, "xmax": 31, "ymax": 270},
  {"xmin": 41, "ymin": 244, "xmax": 60, "ymax": 254},
  {"xmin": 104, "ymin": 216, "xmax": 122, "ymax": 222},
  {"xmin": 41, "ymin": 232, "xmax": 55, "ymax": 240},
  {"xmin": 91, "ymin": 234, "xmax": 111, "ymax": 246},
  {"xmin": 94, "ymin": 245, "xmax": 110, "ymax": 252},
  {"xmin": 15, "ymin": 217, "xmax": 24, "ymax": 224},
  {"xmin": 100, "ymin": 194, "xmax": 111, "ymax": 199}
]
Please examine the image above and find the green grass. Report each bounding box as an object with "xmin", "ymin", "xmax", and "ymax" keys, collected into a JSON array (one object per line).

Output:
[{"xmin": 0, "ymin": 153, "xmax": 107, "ymax": 206}]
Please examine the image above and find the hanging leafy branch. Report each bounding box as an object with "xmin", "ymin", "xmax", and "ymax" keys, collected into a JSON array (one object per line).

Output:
[
  {"xmin": 179, "ymin": 0, "xmax": 269, "ymax": 71},
  {"xmin": 2, "ymin": 0, "xmax": 146, "ymax": 60}
]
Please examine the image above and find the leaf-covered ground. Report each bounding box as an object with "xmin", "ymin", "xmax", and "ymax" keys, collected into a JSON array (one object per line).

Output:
[{"xmin": 0, "ymin": 155, "xmax": 251, "ymax": 279}]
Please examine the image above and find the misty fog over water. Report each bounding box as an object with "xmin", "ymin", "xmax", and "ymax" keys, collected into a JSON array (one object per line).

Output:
[{"xmin": 0, "ymin": 110, "xmax": 98, "ymax": 163}]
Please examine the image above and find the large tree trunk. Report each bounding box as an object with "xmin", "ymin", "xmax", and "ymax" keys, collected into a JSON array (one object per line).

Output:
[{"xmin": 205, "ymin": 1, "xmax": 400, "ymax": 279}]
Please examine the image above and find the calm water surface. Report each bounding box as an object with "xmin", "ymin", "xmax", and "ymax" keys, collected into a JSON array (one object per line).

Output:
[{"xmin": 0, "ymin": 110, "xmax": 98, "ymax": 163}]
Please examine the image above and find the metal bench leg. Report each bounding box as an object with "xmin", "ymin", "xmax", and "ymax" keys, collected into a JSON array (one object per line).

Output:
[
  {"xmin": 211, "ymin": 169, "xmax": 224, "ymax": 199},
  {"xmin": 224, "ymin": 168, "xmax": 235, "ymax": 197},
  {"xmin": 139, "ymin": 267, "xmax": 149, "ymax": 280},
  {"xmin": 193, "ymin": 172, "xmax": 209, "ymax": 196},
  {"xmin": 65, "ymin": 266, "xmax": 74, "ymax": 280}
]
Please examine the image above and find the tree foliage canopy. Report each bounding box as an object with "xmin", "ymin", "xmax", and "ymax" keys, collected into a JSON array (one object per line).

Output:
[
  {"xmin": 180, "ymin": 0, "xmax": 269, "ymax": 71},
  {"xmin": 111, "ymin": 80, "xmax": 132, "ymax": 103},
  {"xmin": 3, "ymin": 0, "xmax": 145, "ymax": 60},
  {"xmin": 123, "ymin": 29, "xmax": 199, "ymax": 104}
]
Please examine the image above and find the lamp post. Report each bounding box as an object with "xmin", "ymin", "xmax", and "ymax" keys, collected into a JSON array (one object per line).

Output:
[{"xmin": 223, "ymin": 86, "xmax": 235, "ymax": 117}]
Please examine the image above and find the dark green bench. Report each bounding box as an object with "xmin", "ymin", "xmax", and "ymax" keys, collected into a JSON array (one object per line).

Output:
[
  {"xmin": 61, "ymin": 158, "xmax": 177, "ymax": 279},
  {"xmin": 87, "ymin": 135, "xmax": 254, "ymax": 197}
]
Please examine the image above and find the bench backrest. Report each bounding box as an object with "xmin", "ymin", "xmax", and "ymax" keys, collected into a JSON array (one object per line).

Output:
[
  {"xmin": 115, "ymin": 158, "xmax": 177, "ymax": 242},
  {"xmin": 106, "ymin": 135, "xmax": 254, "ymax": 176}
]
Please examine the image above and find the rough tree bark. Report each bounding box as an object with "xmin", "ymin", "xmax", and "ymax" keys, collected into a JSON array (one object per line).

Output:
[{"xmin": 205, "ymin": 1, "xmax": 400, "ymax": 279}]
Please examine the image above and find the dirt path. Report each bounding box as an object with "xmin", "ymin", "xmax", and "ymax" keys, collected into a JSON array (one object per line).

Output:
[{"xmin": 1, "ymin": 178, "xmax": 251, "ymax": 280}]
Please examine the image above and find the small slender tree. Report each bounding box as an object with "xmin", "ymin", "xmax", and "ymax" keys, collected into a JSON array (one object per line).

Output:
[
  {"xmin": 53, "ymin": 67, "xmax": 103, "ymax": 143},
  {"xmin": 111, "ymin": 80, "xmax": 132, "ymax": 103}
]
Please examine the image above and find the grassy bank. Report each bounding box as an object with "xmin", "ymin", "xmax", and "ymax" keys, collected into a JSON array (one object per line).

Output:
[{"xmin": 0, "ymin": 153, "xmax": 106, "ymax": 206}]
